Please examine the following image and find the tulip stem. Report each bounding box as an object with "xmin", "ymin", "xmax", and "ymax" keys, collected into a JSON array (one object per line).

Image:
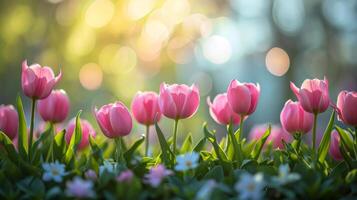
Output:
[
  {"xmin": 173, "ymin": 119, "xmax": 179, "ymax": 154},
  {"xmin": 45, "ymin": 123, "xmax": 54, "ymax": 162},
  {"xmin": 239, "ymin": 116, "xmax": 244, "ymax": 143},
  {"xmin": 294, "ymin": 133, "xmax": 302, "ymax": 154},
  {"xmin": 145, "ymin": 125, "xmax": 150, "ymax": 157},
  {"xmin": 28, "ymin": 98, "xmax": 37, "ymax": 160},
  {"xmin": 115, "ymin": 137, "xmax": 125, "ymax": 166},
  {"xmin": 312, "ymin": 113, "xmax": 318, "ymax": 153}
]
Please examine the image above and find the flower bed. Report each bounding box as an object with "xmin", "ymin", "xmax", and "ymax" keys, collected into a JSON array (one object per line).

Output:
[{"xmin": 0, "ymin": 60, "xmax": 356, "ymax": 199}]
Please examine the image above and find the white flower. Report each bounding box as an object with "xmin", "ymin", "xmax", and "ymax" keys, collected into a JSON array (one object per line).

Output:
[
  {"xmin": 99, "ymin": 160, "xmax": 118, "ymax": 175},
  {"xmin": 42, "ymin": 161, "xmax": 68, "ymax": 183},
  {"xmin": 175, "ymin": 152, "xmax": 200, "ymax": 171},
  {"xmin": 272, "ymin": 164, "xmax": 300, "ymax": 185},
  {"xmin": 235, "ymin": 172, "xmax": 265, "ymax": 200},
  {"xmin": 195, "ymin": 180, "xmax": 217, "ymax": 200},
  {"xmin": 66, "ymin": 177, "xmax": 95, "ymax": 198}
]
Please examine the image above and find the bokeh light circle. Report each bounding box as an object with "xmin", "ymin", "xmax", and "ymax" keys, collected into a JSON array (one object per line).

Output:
[
  {"xmin": 265, "ymin": 47, "xmax": 290, "ymax": 76},
  {"xmin": 79, "ymin": 63, "xmax": 103, "ymax": 90}
]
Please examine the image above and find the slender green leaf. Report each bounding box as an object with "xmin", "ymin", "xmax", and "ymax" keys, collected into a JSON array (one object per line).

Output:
[
  {"xmin": 124, "ymin": 136, "xmax": 145, "ymax": 161},
  {"xmin": 317, "ymin": 111, "xmax": 335, "ymax": 163},
  {"xmin": 16, "ymin": 95, "xmax": 28, "ymax": 159},
  {"xmin": 335, "ymin": 126, "xmax": 354, "ymax": 154},
  {"xmin": 251, "ymin": 125, "xmax": 271, "ymax": 160},
  {"xmin": 193, "ymin": 137, "xmax": 206, "ymax": 152},
  {"xmin": 53, "ymin": 130, "xmax": 66, "ymax": 161},
  {"xmin": 203, "ymin": 123, "xmax": 228, "ymax": 162},
  {"xmin": 180, "ymin": 133, "xmax": 192, "ymax": 153},
  {"xmin": 154, "ymin": 122, "xmax": 174, "ymax": 166},
  {"xmin": 65, "ymin": 111, "xmax": 82, "ymax": 164},
  {"xmin": 203, "ymin": 165, "xmax": 224, "ymax": 181},
  {"xmin": 31, "ymin": 124, "xmax": 53, "ymax": 164},
  {"xmin": 0, "ymin": 131, "xmax": 19, "ymax": 162}
]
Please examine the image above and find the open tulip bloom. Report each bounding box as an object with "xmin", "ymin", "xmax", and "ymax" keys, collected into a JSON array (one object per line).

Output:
[{"xmin": 2, "ymin": 61, "xmax": 357, "ymax": 199}]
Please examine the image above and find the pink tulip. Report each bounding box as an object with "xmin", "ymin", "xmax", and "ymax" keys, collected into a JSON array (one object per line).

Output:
[
  {"xmin": 0, "ymin": 105, "xmax": 18, "ymax": 140},
  {"xmin": 249, "ymin": 124, "xmax": 291, "ymax": 149},
  {"xmin": 131, "ymin": 91, "xmax": 161, "ymax": 125},
  {"xmin": 280, "ymin": 100, "xmax": 314, "ymax": 135},
  {"xmin": 65, "ymin": 118, "xmax": 96, "ymax": 150},
  {"xmin": 94, "ymin": 101, "xmax": 132, "ymax": 138},
  {"xmin": 290, "ymin": 77, "xmax": 330, "ymax": 114},
  {"xmin": 227, "ymin": 80, "xmax": 260, "ymax": 116},
  {"xmin": 37, "ymin": 90, "xmax": 70, "ymax": 123},
  {"xmin": 329, "ymin": 130, "xmax": 343, "ymax": 161},
  {"xmin": 21, "ymin": 60, "xmax": 62, "ymax": 99},
  {"xmin": 337, "ymin": 90, "xmax": 357, "ymax": 126},
  {"xmin": 207, "ymin": 93, "xmax": 242, "ymax": 125},
  {"xmin": 159, "ymin": 83, "xmax": 200, "ymax": 120}
]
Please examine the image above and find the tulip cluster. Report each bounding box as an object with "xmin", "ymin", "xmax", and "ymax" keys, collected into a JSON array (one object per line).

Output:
[{"xmin": 0, "ymin": 59, "xmax": 356, "ymax": 167}]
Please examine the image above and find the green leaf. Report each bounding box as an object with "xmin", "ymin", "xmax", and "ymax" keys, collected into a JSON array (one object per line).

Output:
[
  {"xmin": 16, "ymin": 95, "xmax": 28, "ymax": 159},
  {"xmin": 124, "ymin": 136, "xmax": 145, "ymax": 161},
  {"xmin": 251, "ymin": 125, "xmax": 271, "ymax": 160},
  {"xmin": 65, "ymin": 111, "xmax": 82, "ymax": 164},
  {"xmin": 203, "ymin": 123, "xmax": 228, "ymax": 162},
  {"xmin": 193, "ymin": 137, "xmax": 206, "ymax": 152},
  {"xmin": 180, "ymin": 133, "xmax": 192, "ymax": 153},
  {"xmin": 0, "ymin": 131, "xmax": 19, "ymax": 162},
  {"xmin": 335, "ymin": 126, "xmax": 354, "ymax": 155},
  {"xmin": 31, "ymin": 124, "xmax": 53, "ymax": 164},
  {"xmin": 203, "ymin": 165, "xmax": 224, "ymax": 181},
  {"xmin": 317, "ymin": 111, "xmax": 335, "ymax": 163},
  {"xmin": 227, "ymin": 123, "xmax": 243, "ymax": 165},
  {"xmin": 154, "ymin": 121, "xmax": 174, "ymax": 167},
  {"xmin": 53, "ymin": 129, "xmax": 66, "ymax": 161}
]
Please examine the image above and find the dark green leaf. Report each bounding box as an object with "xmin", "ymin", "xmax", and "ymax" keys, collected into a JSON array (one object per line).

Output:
[
  {"xmin": 65, "ymin": 111, "xmax": 82, "ymax": 164},
  {"xmin": 203, "ymin": 123, "xmax": 228, "ymax": 162},
  {"xmin": 317, "ymin": 111, "xmax": 335, "ymax": 163},
  {"xmin": 16, "ymin": 95, "xmax": 28, "ymax": 159},
  {"xmin": 251, "ymin": 125, "xmax": 271, "ymax": 160},
  {"xmin": 124, "ymin": 136, "xmax": 145, "ymax": 161},
  {"xmin": 193, "ymin": 137, "xmax": 206, "ymax": 152},
  {"xmin": 154, "ymin": 121, "xmax": 174, "ymax": 167}
]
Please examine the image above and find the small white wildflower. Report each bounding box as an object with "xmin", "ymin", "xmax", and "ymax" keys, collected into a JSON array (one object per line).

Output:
[
  {"xmin": 195, "ymin": 180, "xmax": 217, "ymax": 200},
  {"xmin": 99, "ymin": 160, "xmax": 118, "ymax": 175},
  {"xmin": 235, "ymin": 172, "xmax": 265, "ymax": 200},
  {"xmin": 272, "ymin": 164, "xmax": 300, "ymax": 185},
  {"xmin": 175, "ymin": 152, "xmax": 200, "ymax": 171},
  {"xmin": 42, "ymin": 161, "xmax": 68, "ymax": 183},
  {"xmin": 66, "ymin": 177, "xmax": 95, "ymax": 198}
]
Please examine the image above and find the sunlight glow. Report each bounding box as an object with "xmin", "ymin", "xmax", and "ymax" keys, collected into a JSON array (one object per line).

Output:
[
  {"xmin": 265, "ymin": 47, "xmax": 290, "ymax": 76},
  {"xmin": 79, "ymin": 63, "xmax": 103, "ymax": 90},
  {"xmin": 85, "ymin": 0, "xmax": 115, "ymax": 28},
  {"xmin": 202, "ymin": 35, "xmax": 232, "ymax": 64}
]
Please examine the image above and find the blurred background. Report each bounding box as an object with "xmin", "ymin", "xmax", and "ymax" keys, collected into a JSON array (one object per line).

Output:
[{"xmin": 0, "ymin": 0, "xmax": 356, "ymax": 145}]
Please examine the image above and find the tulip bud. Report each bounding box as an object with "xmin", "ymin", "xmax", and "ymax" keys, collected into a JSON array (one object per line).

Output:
[
  {"xmin": 227, "ymin": 80, "xmax": 260, "ymax": 116},
  {"xmin": 21, "ymin": 60, "xmax": 62, "ymax": 99},
  {"xmin": 65, "ymin": 118, "xmax": 96, "ymax": 150},
  {"xmin": 0, "ymin": 105, "xmax": 18, "ymax": 140},
  {"xmin": 290, "ymin": 77, "xmax": 330, "ymax": 114},
  {"xmin": 280, "ymin": 100, "xmax": 314, "ymax": 135},
  {"xmin": 329, "ymin": 130, "xmax": 343, "ymax": 161},
  {"xmin": 249, "ymin": 124, "xmax": 291, "ymax": 149},
  {"xmin": 94, "ymin": 101, "xmax": 132, "ymax": 138},
  {"xmin": 37, "ymin": 90, "xmax": 70, "ymax": 123},
  {"xmin": 207, "ymin": 93, "xmax": 242, "ymax": 125},
  {"xmin": 337, "ymin": 90, "xmax": 357, "ymax": 126},
  {"xmin": 159, "ymin": 83, "xmax": 200, "ymax": 120},
  {"xmin": 131, "ymin": 91, "xmax": 161, "ymax": 125}
]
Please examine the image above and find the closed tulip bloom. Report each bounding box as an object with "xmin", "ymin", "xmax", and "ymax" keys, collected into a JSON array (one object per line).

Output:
[
  {"xmin": 37, "ymin": 90, "xmax": 70, "ymax": 123},
  {"xmin": 280, "ymin": 100, "xmax": 314, "ymax": 134},
  {"xmin": 0, "ymin": 105, "xmax": 18, "ymax": 140},
  {"xmin": 337, "ymin": 90, "xmax": 357, "ymax": 126},
  {"xmin": 21, "ymin": 60, "xmax": 62, "ymax": 99},
  {"xmin": 227, "ymin": 80, "xmax": 260, "ymax": 116},
  {"xmin": 159, "ymin": 83, "xmax": 200, "ymax": 120},
  {"xmin": 249, "ymin": 124, "xmax": 291, "ymax": 149},
  {"xmin": 290, "ymin": 77, "xmax": 330, "ymax": 114},
  {"xmin": 329, "ymin": 130, "xmax": 343, "ymax": 161},
  {"xmin": 131, "ymin": 91, "xmax": 161, "ymax": 125},
  {"xmin": 94, "ymin": 101, "xmax": 132, "ymax": 138},
  {"xmin": 207, "ymin": 93, "xmax": 241, "ymax": 125},
  {"xmin": 65, "ymin": 118, "xmax": 96, "ymax": 150}
]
